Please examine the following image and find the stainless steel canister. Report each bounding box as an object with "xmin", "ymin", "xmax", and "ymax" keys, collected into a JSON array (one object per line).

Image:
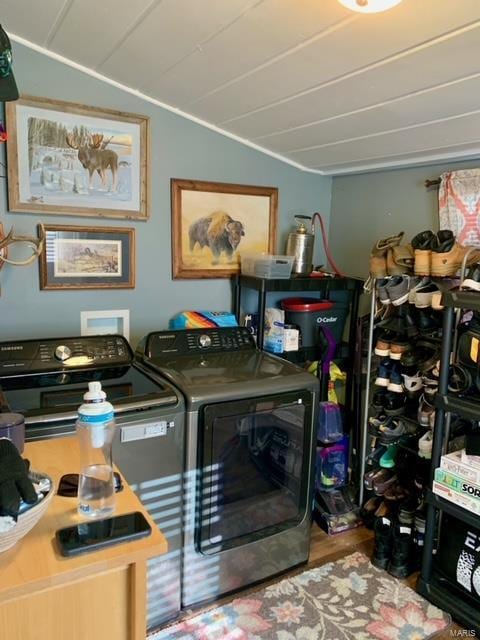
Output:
[{"xmin": 285, "ymin": 215, "xmax": 314, "ymax": 276}]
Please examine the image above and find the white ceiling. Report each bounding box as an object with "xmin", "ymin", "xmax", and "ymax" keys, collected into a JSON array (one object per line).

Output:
[{"xmin": 5, "ymin": 0, "xmax": 480, "ymax": 174}]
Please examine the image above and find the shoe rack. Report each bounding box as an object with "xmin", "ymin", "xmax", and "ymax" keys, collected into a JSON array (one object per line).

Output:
[
  {"xmin": 417, "ymin": 286, "xmax": 480, "ymax": 632},
  {"xmin": 359, "ymin": 278, "xmax": 440, "ymax": 506}
]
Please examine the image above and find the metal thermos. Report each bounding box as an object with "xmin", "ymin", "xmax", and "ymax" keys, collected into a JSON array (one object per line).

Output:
[{"xmin": 285, "ymin": 215, "xmax": 314, "ymax": 276}]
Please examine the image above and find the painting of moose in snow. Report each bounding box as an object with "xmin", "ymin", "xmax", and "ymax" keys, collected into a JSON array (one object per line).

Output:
[
  {"xmin": 6, "ymin": 96, "xmax": 149, "ymax": 220},
  {"xmin": 171, "ymin": 179, "xmax": 278, "ymax": 279}
]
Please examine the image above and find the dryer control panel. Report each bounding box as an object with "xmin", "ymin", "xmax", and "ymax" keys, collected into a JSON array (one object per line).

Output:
[{"xmin": 143, "ymin": 328, "xmax": 256, "ymax": 359}]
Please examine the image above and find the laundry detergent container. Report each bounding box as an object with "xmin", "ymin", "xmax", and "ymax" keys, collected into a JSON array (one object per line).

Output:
[{"xmin": 280, "ymin": 298, "xmax": 349, "ymax": 347}]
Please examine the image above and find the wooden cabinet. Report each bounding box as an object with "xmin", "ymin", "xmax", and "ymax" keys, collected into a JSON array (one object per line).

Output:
[{"xmin": 0, "ymin": 437, "xmax": 167, "ymax": 640}]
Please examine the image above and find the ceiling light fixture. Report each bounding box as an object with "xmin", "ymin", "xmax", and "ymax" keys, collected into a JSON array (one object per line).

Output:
[{"xmin": 338, "ymin": 0, "xmax": 403, "ymax": 13}]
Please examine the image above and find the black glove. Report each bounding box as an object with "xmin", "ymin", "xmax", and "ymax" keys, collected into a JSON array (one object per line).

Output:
[{"xmin": 0, "ymin": 439, "xmax": 38, "ymax": 520}]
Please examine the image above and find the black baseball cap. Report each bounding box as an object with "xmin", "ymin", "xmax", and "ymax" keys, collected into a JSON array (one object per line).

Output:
[{"xmin": 0, "ymin": 25, "xmax": 18, "ymax": 102}]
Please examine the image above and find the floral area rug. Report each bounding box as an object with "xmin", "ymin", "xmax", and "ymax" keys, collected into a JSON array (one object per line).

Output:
[{"xmin": 151, "ymin": 552, "xmax": 451, "ymax": 640}]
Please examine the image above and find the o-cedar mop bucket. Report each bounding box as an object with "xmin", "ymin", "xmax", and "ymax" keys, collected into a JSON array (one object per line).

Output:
[{"xmin": 280, "ymin": 297, "xmax": 349, "ymax": 348}]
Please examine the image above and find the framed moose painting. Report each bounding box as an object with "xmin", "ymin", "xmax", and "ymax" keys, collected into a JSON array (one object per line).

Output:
[
  {"xmin": 6, "ymin": 96, "xmax": 149, "ymax": 220},
  {"xmin": 171, "ymin": 178, "xmax": 278, "ymax": 279}
]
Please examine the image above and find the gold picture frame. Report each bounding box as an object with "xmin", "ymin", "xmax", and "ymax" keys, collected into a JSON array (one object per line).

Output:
[
  {"xmin": 6, "ymin": 96, "xmax": 149, "ymax": 220},
  {"xmin": 171, "ymin": 178, "xmax": 278, "ymax": 279}
]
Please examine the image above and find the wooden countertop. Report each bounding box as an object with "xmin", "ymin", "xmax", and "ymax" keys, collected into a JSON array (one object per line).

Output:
[{"xmin": 0, "ymin": 436, "xmax": 168, "ymax": 604}]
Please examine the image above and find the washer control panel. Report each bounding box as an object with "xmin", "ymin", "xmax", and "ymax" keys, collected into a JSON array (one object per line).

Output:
[
  {"xmin": 0, "ymin": 335, "xmax": 132, "ymax": 376},
  {"xmin": 145, "ymin": 328, "xmax": 256, "ymax": 359}
]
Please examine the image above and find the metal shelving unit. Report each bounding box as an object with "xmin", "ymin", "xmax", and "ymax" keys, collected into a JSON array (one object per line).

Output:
[
  {"xmin": 417, "ymin": 290, "xmax": 480, "ymax": 632},
  {"xmin": 232, "ymin": 273, "xmax": 364, "ymax": 488}
]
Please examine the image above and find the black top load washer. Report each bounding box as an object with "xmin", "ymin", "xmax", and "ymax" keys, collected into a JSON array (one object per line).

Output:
[
  {"xmin": 136, "ymin": 327, "xmax": 319, "ymax": 608},
  {"xmin": 0, "ymin": 334, "xmax": 185, "ymax": 629}
]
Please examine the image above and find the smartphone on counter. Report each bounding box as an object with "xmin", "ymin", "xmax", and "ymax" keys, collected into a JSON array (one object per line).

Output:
[{"xmin": 56, "ymin": 511, "xmax": 151, "ymax": 557}]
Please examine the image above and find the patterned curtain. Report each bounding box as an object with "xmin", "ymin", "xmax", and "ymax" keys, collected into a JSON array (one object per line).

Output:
[{"xmin": 439, "ymin": 169, "xmax": 480, "ymax": 246}]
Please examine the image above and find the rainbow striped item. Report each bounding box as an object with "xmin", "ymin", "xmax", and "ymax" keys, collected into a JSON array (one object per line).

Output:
[{"xmin": 169, "ymin": 311, "xmax": 238, "ymax": 330}]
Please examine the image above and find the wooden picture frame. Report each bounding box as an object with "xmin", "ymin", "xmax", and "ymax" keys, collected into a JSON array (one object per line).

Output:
[
  {"xmin": 171, "ymin": 178, "xmax": 278, "ymax": 279},
  {"xmin": 6, "ymin": 96, "xmax": 149, "ymax": 220},
  {"xmin": 39, "ymin": 224, "xmax": 135, "ymax": 290}
]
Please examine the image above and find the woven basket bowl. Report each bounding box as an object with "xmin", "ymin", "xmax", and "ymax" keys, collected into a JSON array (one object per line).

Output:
[{"xmin": 0, "ymin": 472, "xmax": 54, "ymax": 553}]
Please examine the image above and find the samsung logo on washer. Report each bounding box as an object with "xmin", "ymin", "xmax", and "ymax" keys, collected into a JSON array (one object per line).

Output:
[
  {"xmin": 316, "ymin": 317, "xmax": 337, "ymax": 324},
  {"xmin": 1, "ymin": 345, "xmax": 23, "ymax": 351}
]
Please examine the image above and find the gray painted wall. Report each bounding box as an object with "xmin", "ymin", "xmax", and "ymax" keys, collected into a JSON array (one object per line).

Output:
[
  {"xmin": 0, "ymin": 43, "xmax": 331, "ymax": 344},
  {"xmin": 330, "ymin": 159, "xmax": 480, "ymax": 279}
]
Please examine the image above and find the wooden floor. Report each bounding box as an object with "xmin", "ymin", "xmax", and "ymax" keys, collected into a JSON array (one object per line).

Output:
[{"xmin": 178, "ymin": 523, "xmax": 463, "ymax": 638}]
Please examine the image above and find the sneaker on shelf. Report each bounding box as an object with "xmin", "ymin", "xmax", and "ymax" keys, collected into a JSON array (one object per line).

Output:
[
  {"xmin": 372, "ymin": 388, "xmax": 388, "ymax": 410},
  {"xmin": 379, "ymin": 417, "xmax": 407, "ymax": 440},
  {"xmin": 383, "ymin": 481, "xmax": 410, "ymax": 502},
  {"xmin": 417, "ymin": 308, "xmax": 442, "ymax": 335},
  {"xmin": 388, "ymin": 524, "xmax": 414, "ymax": 578},
  {"xmin": 379, "ymin": 443, "xmax": 400, "ymax": 468},
  {"xmin": 366, "ymin": 443, "xmax": 389, "ymax": 467},
  {"xmin": 412, "ymin": 282, "xmax": 440, "ymax": 308},
  {"xmin": 387, "ymin": 276, "xmax": 416, "ymax": 306},
  {"xmin": 431, "ymin": 230, "xmax": 480, "ymax": 277},
  {"xmin": 402, "ymin": 371, "xmax": 423, "ymax": 398},
  {"xmin": 384, "ymin": 391, "xmax": 406, "ymax": 416},
  {"xmin": 387, "ymin": 363, "xmax": 404, "ymax": 393},
  {"xmin": 368, "ymin": 413, "xmax": 392, "ymax": 436},
  {"xmin": 411, "ymin": 230, "xmax": 436, "ymax": 276},
  {"xmin": 389, "ymin": 339, "xmax": 410, "ymax": 361},
  {"xmin": 375, "ymin": 359, "xmax": 393, "ymax": 387},
  {"xmin": 418, "ymin": 431, "xmax": 433, "ymax": 459},
  {"xmin": 372, "ymin": 516, "xmax": 393, "ymax": 570},
  {"xmin": 417, "ymin": 394, "xmax": 435, "ymax": 428},
  {"xmin": 461, "ymin": 264, "xmax": 480, "ymax": 292},
  {"xmin": 407, "ymin": 276, "xmax": 431, "ymax": 304},
  {"xmin": 402, "ymin": 340, "xmax": 439, "ymax": 374},
  {"xmin": 372, "ymin": 469, "xmax": 398, "ymax": 495},
  {"xmin": 374, "ymin": 331, "xmax": 395, "ymax": 357},
  {"xmin": 377, "ymin": 278, "xmax": 392, "ymax": 305},
  {"xmin": 422, "ymin": 373, "xmax": 438, "ymax": 401}
]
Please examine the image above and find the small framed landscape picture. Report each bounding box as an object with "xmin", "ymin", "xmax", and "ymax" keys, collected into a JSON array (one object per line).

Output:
[
  {"xmin": 171, "ymin": 178, "xmax": 278, "ymax": 279},
  {"xmin": 6, "ymin": 96, "xmax": 149, "ymax": 220},
  {"xmin": 39, "ymin": 224, "xmax": 135, "ymax": 290}
]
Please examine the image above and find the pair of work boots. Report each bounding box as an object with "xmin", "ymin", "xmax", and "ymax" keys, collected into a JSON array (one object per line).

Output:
[
  {"xmin": 370, "ymin": 232, "xmax": 413, "ymax": 278},
  {"xmin": 412, "ymin": 229, "xmax": 480, "ymax": 277},
  {"xmin": 372, "ymin": 516, "xmax": 415, "ymax": 578}
]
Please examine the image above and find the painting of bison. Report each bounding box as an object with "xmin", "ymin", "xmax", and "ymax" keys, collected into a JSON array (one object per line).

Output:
[
  {"xmin": 189, "ymin": 211, "xmax": 245, "ymax": 264},
  {"xmin": 172, "ymin": 179, "xmax": 278, "ymax": 279}
]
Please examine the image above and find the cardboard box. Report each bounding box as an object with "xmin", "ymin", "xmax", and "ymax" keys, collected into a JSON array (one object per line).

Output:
[
  {"xmin": 461, "ymin": 450, "xmax": 480, "ymax": 471},
  {"xmin": 432, "ymin": 480, "xmax": 480, "ymax": 516},
  {"xmin": 441, "ymin": 450, "xmax": 480, "ymax": 484}
]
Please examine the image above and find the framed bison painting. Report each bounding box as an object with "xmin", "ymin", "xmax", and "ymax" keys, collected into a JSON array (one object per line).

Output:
[
  {"xmin": 6, "ymin": 96, "xmax": 149, "ymax": 220},
  {"xmin": 171, "ymin": 178, "xmax": 278, "ymax": 279}
]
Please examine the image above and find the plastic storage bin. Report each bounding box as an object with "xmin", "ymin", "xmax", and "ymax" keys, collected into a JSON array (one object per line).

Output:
[{"xmin": 241, "ymin": 254, "xmax": 294, "ymax": 279}]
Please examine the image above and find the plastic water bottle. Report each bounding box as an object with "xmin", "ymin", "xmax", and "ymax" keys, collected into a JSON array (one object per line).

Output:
[{"xmin": 76, "ymin": 381, "xmax": 116, "ymax": 518}]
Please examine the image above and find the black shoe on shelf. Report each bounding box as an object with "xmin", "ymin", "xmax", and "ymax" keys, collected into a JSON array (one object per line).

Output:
[
  {"xmin": 387, "ymin": 524, "xmax": 414, "ymax": 578},
  {"xmin": 372, "ymin": 516, "xmax": 393, "ymax": 570},
  {"xmin": 372, "ymin": 388, "xmax": 388, "ymax": 410},
  {"xmin": 384, "ymin": 391, "xmax": 406, "ymax": 416}
]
